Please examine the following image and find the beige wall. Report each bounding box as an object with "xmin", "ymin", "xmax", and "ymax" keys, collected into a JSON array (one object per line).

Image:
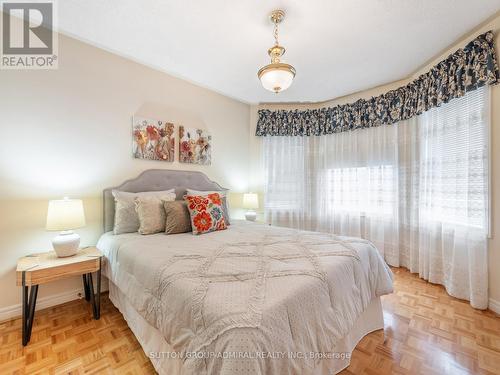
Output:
[
  {"xmin": 0, "ymin": 31, "xmax": 251, "ymax": 314},
  {"xmin": 250, "ymin": 13, "xmax": 500, "ymax": 307}
]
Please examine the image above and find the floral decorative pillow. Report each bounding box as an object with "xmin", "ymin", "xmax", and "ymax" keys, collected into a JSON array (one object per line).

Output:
[
  {"xmin": 186, "ymin": 189, "xmax": 231, "ymax": 225},
  {"xmin": 185, "ymin": 193, "xmax": 227, "ymax": 235}
]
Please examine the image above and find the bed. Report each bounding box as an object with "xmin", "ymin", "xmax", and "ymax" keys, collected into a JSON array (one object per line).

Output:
[{"xmin": 97, "ymin": 169, "xmax": 394, "ymax": 375}]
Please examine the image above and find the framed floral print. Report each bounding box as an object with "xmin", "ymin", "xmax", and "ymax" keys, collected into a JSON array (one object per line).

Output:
[
  {"xmin": 133, "ymin": 116, "xmax": 175, "ymax": 162},
  {"xmin": 179, "ymin": 126, "xmax": 211, "ymax": 165}
]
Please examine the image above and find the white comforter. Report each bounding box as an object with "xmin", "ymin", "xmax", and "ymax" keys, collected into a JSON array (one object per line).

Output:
[{"xmin": 97, "ymin": 221, "xmax": 393, "ymax": 375}]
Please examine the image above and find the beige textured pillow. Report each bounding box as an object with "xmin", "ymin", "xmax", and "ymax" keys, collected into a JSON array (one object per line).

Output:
[
  {"xmin": 164, "ymin": 201, "xmax": 192, "ymax": 234},
  {"xmin": 114, "ymin": 198, "xmax": 140, "ymax": 234},
  {"xmin": 135, "ymin": 194, "xmax": 176, "ymax": 235},
  {"xmin": 112, "ymin": 189, "xmax": 175, "ymax": 234}
]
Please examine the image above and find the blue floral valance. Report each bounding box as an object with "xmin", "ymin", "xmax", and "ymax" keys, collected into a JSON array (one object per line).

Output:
[{"xmin": 256, "ymin": 31, "xmax": 499, "ymax": 136}]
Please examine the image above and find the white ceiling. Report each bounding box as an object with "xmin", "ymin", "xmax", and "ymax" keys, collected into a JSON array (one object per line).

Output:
[{"xmin": 55, "ymin": 0, "xmax": 500, "ymax": 104}]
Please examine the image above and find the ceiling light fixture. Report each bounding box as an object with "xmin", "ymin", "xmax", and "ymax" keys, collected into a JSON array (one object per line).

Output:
[{"xmin": 258, "ymin": 9, "xmax": 296, "ymax": 94}]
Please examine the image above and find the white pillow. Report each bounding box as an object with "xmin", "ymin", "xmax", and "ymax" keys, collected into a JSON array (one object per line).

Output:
[
  {"xmin": 112, "ymin": 189, "xmax": 175, "ymax": 234},
  {"xmin": 185, "ymin": 189, "xmax": 231, "ymax": 225}
]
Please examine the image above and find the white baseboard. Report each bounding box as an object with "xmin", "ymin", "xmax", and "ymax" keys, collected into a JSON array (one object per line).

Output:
[
  {"xmin": 489, "ymin": 298, "xmax": 500, "ymax": 314},
  {"xmin": 0, "ymin": 288, "xmax": 84, "ymax": 322}
]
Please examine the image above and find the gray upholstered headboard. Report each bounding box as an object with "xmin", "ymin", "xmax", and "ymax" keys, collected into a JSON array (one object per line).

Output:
[{"xmin": 103, "ymin": 169, "xmax": 228, "ymax": 232}]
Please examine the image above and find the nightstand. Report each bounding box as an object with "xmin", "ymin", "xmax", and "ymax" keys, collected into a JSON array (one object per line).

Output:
[{"xmin": 16, "ymin": 247, "xmax": 102, "ymax": 346}]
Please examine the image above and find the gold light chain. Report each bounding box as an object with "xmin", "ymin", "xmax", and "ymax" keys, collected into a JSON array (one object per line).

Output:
[{"xmin": 273, "ymin": 21, "xmax": 279, "ymax": 46}]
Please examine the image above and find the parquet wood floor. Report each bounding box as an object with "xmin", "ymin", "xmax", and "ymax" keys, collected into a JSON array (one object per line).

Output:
[
  {"xmin": 343, "ymin": 268, "xmax": 500, "ymax": 375},
  {"xmin": 0, "ymin": 267, "xmax": 499, "ymax": 374}
]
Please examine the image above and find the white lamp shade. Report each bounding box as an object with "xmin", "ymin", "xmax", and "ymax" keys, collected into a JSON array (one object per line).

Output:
[
  {"xmin": 259, "ymin": 68, "xmax": 294, "ymax": 93},
  {"xmin": 46, "ymin": 198, "xmax": 86, "ymax": 231},
  {"xmin": 243, "ymin": 193, "xmax": 259, "ymax": 209}
]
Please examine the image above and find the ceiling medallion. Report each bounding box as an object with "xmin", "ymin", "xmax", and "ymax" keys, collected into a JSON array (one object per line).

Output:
[{"xmin": 258, "ymin": 9, "xmax": 296, "ymax": 94}]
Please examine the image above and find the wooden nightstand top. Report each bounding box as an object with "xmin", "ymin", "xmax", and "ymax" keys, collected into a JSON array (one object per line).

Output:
[{"xmin": 17, "ymin": 247, "xmax": 102, "ymax": 286}]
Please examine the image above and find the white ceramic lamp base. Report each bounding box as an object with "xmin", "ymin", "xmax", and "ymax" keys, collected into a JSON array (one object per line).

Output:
[
  {"xmin": 245, "ymin": 210, "xmax": 257, "ymax": 221},
  {"xmin": 52, "ymin": 231, "xmax": 80, "ymax": 257}
]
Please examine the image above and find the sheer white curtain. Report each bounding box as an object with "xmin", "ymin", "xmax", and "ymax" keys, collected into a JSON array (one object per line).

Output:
[{"xmin": 263, "ymin": 86, "xmax": 490, "ymax": 308}]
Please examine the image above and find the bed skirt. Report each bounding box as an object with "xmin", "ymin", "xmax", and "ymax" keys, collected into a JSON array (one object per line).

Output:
[{"xmin": 108, "ymin": 281, "xmax": 385, "ymax": 374}]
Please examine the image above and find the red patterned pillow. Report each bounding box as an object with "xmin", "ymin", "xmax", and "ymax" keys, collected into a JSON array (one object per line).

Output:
[{"xmin": 185, "ymin": 193, "xmax": 227, "ymax": 235}]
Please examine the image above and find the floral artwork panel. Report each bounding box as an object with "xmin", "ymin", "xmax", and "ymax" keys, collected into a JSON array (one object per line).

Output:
[
  {"xmin": 133, "ymin": 116, "xmax": 175, "ymax": 162},
  {"xmin": 179, "ymin": 126, "xmax": 211, "ymax": 165}
]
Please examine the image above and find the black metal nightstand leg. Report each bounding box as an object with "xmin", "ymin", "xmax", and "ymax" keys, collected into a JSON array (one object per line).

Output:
[
  {"xmin": 21, "ymin": 280, "xmax": 39, "ymax": 346},
  {"xmin": 96, "ymin": 258, "xmax": 101, "ymax": 319},
  {"xmin": 87, "ymin": 271, "xmax": 100, "ymax": 320},
  {"xmin": 82, "ymin": 274, "xmax": 90, "ymax": 301},
  {"xmin": 22, "ymin": 284, "xmax": 27, "ymax": 346},
  {"xmin": 26, "ymin": 285, "xmax": 38, "ymax": 342}
]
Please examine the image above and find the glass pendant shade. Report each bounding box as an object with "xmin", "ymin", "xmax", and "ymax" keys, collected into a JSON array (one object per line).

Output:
[
  {"xmin": 257, "ymin": 10, "xmax": 296, "ymax": 94},
  {"xmin": 258, "ymin": 63, "xmax": 296, "ymax": 93}
]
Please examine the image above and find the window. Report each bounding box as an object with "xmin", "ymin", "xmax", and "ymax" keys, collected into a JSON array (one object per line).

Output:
[
  {"xmin": 263, "ymin": 86, "xmax": 489, "ymax": 234},
  {"xmin": 417, "ymin": 86, "xmax": 489, "ymax": 230},
  {"xmin": 324, "ymin": 166, "xmax": 395, "ymax": 216}
]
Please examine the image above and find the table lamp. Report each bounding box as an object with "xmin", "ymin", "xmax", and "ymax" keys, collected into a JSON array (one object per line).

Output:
[
  {"xmin": 46, "ymin": 197, "xmax": 86, "ymax": 257},
  {"xmin": 243, "ymin": 193, "xmax": 259, "ymax": 221}
]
